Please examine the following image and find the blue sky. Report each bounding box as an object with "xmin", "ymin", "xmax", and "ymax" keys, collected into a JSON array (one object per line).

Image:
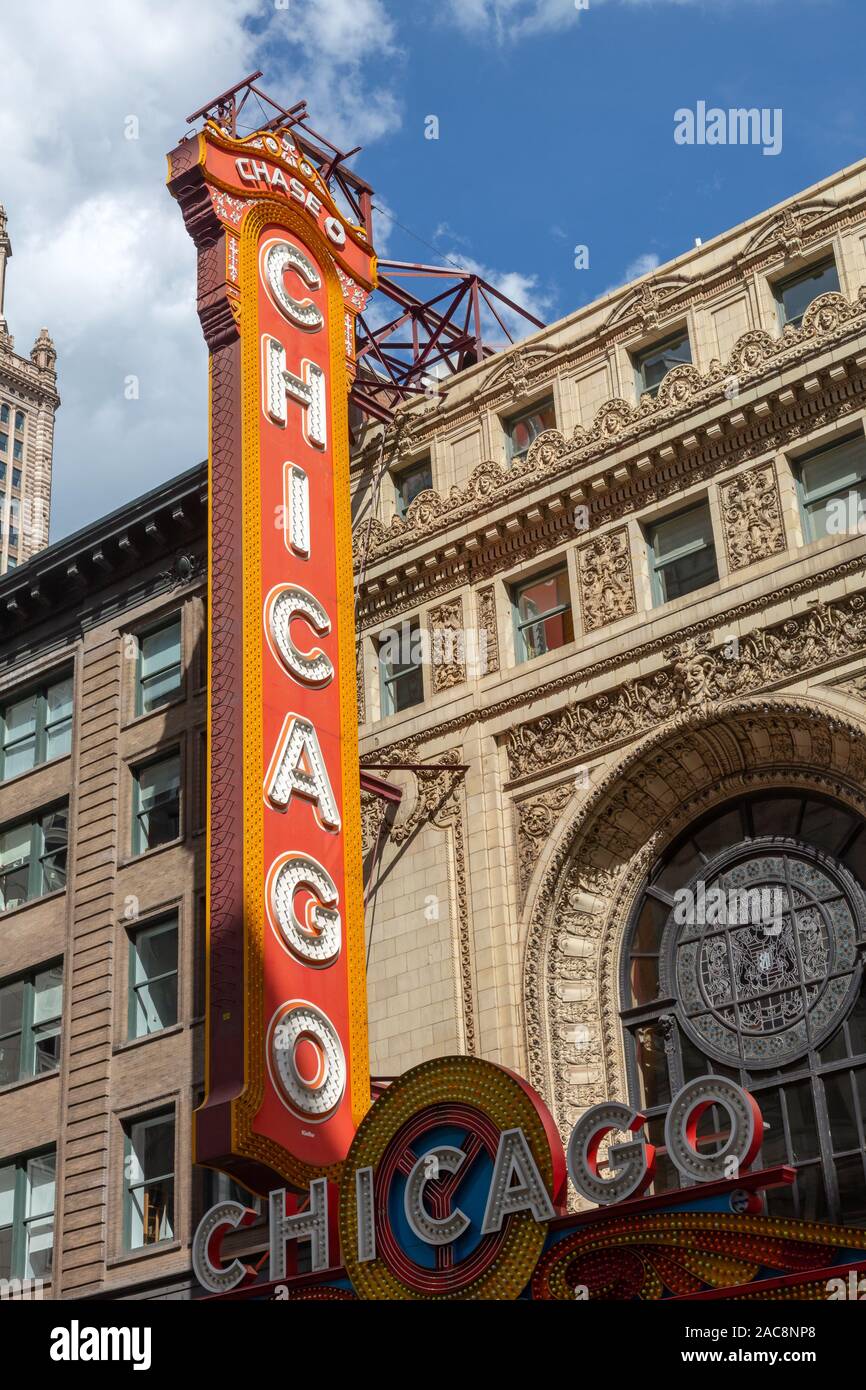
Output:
[
  {"xmin": 2, "ymin": 0, "xmax": 866, "ymax": 537},
  {"xmin": 356, "ymin": 0, "xmax": 866, "ymax": 323}
]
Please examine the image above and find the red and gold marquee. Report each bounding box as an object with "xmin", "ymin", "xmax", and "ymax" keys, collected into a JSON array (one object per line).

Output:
[{"xmin": 168, "ymin": 120, "xmax": 375, "ymax": 1191}]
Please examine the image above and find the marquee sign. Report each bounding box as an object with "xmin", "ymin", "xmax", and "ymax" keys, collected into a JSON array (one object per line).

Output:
[
  {"xmin": 192, "ymin": 1054, "xmax": 866, "ymax": 1301},
  {"xmin": 167, "ymin": 121, "xmax": 376, "ymax": 1189}
]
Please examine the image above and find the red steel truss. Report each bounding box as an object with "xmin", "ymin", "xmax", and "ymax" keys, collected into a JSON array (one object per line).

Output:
[
  {"xmin": 185, "ymin": 76, "xmax": 546, "ymax": 424},
  {"xmin": 352, "ymin": 262, "xmax": 545, "ymax": 424}
]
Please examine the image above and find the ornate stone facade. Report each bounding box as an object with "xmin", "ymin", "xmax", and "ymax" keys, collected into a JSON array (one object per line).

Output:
[
  {"xmin": 576, "ymin": 527, "xmax": 636, "ymax": 631},
  {"xmin": 719, "ymin": 461, "xmax": 786, "ymax": 571},
  {"xmin": 427, "ymin": 596, "xmax": 466, "ymax": 692},
  {"xmin": 353, "ymin": 157, "xmax": 866, "ymax": 1153}
]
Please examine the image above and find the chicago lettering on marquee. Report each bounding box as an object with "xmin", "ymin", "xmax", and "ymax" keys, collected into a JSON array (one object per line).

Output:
[
  {"xmin": 191, "ymin": 1055, "xmax": 780, "ymax": 1300},
  {"xmin": 167, "ymin": 120, "xmax": 376, "ymax": 1190}
]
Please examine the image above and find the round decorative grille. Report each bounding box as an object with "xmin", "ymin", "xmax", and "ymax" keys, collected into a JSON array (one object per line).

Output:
[{"xmin": 663, "ymin": 838, "xmax": 863, "ymax": 1068}]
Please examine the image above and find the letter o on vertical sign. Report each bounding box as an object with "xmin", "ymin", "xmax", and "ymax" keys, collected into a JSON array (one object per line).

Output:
[
  {"xmin": 267, "ymin": 1000, "xmax": 346, "ymax": 1121},
  {"xmin": 267, "ymin": 851, "xmax": 341, "ymax": 966},
  {"xmin": 664, "ymin": 1076, "xmax": 763, "ymax": 1183},
  {"xmin": 566, "ymin": 1102, "xmax": 655, "ymax": 1205}
]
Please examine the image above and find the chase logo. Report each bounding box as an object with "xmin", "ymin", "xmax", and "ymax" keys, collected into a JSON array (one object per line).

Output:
[{"xmin": 49, "ymin": 1321, "xmax": 152, "ymax": 1372}]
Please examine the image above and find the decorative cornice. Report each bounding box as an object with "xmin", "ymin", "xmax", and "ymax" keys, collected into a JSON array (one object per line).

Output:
[
  {"xmin": 0, "ymin": 462, "xmax": 207, "ymax": 642},
  {"xmin": 358, "ymin": 554, "xmax": 866, "ymax": 769},
  {"xmin": 352, "ymin": 184, "xmax": 866, "ymax": 478},
  {"xmin": 506, "ymin": 589, "xmax": 866, "ymax": 780},
  {"xmin": 356, "ymin": 288, "xmax": 866, "ymax": 575},
  {"xmin": 357, "ymin": 345, "xmax": 866, "ymax": 632}
]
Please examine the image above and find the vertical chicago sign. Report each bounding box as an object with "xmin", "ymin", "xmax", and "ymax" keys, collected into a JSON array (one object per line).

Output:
[{"xmin": 167, "ymin": 121, "xmax": 376, "ymax": 1189}]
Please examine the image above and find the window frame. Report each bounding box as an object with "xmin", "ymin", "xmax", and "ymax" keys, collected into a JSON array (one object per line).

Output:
[
  {"xmin": 794, "ymin": 432, "xmax": 866, "ymax": 543},
  {"xmin": 123, "ymin": 1110, "xmax": 176, "ymax": 1252},
  {"xmin": 0, "ymin": 962, "xmax": 63, "ymax": 1088},
  {"xmin": 127, "ymin": 915, "xmax": 179, "ymax": 1041},
  {"xmin": 0, "ymin": 1148, "xmax": 56, "ymax": 1283},
  {"xmin": 646, "ymin": 501, "xmax": 718, "ymax": 607},
  {"xmin": 773, "ymin": 254, "xmax": 840, "ymax": 330},
  {"xmin": 632, "ymin": 327, "xmax": 693, "ymax": 399},
  {"xmin": 131, "ymin": 751, "xmax": 182, "ymax": 857},
  {"xmin": 0, "ymin": 804, "xmax": 69, "ymax": 913},
  {"xmin": 393, "ymin": 457, "xmax": 433, "ymax": 519},
  {"xmin": 0, "ymin": 671, "xmax": 73, "ymax": 782},
  {"xmin": 503, "ymin": 397, "xmax": 557, "ymax": 466},
  {"xmin": 377, "ymin": 622, "xmax": 424, "ymax": 717},
  {"xmin": 511, "ymin": 564, "xmax": 574, "ymax": 664},
  {"xmin": 135, "ymin": 616, "xmax": 183, "ymax": 717}
]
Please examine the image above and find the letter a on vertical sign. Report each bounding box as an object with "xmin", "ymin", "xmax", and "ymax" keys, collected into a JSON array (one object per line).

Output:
[{"xmin": 167, "ymin": 119, "xmax": 376, "ymax": 1189}]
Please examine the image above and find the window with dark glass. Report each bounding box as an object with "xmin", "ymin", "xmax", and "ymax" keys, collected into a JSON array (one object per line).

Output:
[
  {"xmin": 394, "ymin": 458, "xmax": 432, "ymax": 518},
  {"xmin": 0, "ymin": 806, "xmax": 68, "ymax": 912},
  {"xmin": 128, "ymin": 917, "xmax": 178, "ymax": 1040},
  {"xmin": 11, "ymin": 469, "xmax": 20, "ymax": 490},
  {"xmin": 633, "ymin": 329, "xmax": 692, "ymax": 398},
  {"xmin": 774, "ymin": 256, "xmax": 840, "ymax": 329},
  {"xmin": 621, "ymin": 790, "xmax": 866, "ymax": 1225},
  {"xmin": 647, "ymin": 503, "xmax": 718, "ymax": 605},
  {"xmin": 136, "ymin": 618, "xmax": 182, "ymax": 715},
  {"xmin": 0, "ymin": 434, "xmax": 6, "ymax": 456},
  {"xmin": 796, "ymin": 433, "xmax": 866, "ymax": 543},
  {"xmin": 132, "ymin": 753, "xmax": 181, "ymax": 854},
  {"xmin": 378, "ymin": 622, "xmax": 423, "ymax": 716},
  {"xmin": 0, "ymin": 1150, "xmax": 55, "ymax": 1281},
  {"xmin": 512, "ymin": 567, "xmax": 574, "ymax": 662},
  {"xmin": 504, "ymin": 398, "xmax": 556, "ymax": 464},
  {"xmin": 12, "ymin": 439, "xmax": 21, "ymax": 464},
  {"xmin": 0, "ymin": 405, "xmax": 8, "ymax": 425},
  {"xmin": 0, "ymin": 674, "xmax": 73, "ymax": 781},
  {"xmin": 13, "ymin": 412, "xmax": 23, "ymax": 433},
  {"xmin": 0, "ymin": 965, "xmax": 62, "ymax": 1086},
  {"xmin": 124, "ymin": 1112, "xmax": 174, "ymax": 1249}
]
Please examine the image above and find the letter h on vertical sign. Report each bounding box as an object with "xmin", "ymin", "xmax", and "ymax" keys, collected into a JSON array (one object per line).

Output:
[{"xmin": 167, "ymin": 121, "xmax": 376, "ymax": 1192}]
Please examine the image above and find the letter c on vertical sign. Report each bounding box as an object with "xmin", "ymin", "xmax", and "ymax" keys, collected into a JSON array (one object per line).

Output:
[
  {"xmin": 261, "ymin": 239, "xmax": 325, "ymax": 332},
  {"xmin": 265, "ymin": 583, "xmax": 334, "ymax": 688}
]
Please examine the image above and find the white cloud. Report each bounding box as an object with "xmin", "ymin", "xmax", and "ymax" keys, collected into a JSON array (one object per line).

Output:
[
  {"xmin": 602, "ymin": 250, "xmax": 660, "ymax": 295},
  {"xmin": 622, "ymin": 251, "xmax": 661, "ymax": 281},
  {"xmin": 442, "ymin": 0, "xmax": 770, "ymax": 42},
  {"xmin": 0, "ymin": 0, "xmax": 400, "ymax": 538}
]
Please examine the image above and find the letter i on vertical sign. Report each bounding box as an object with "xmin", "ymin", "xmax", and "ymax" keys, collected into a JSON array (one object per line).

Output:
[{"xmin": 168, "ymin": 118, "xmax": 376, "ymax": 1193}]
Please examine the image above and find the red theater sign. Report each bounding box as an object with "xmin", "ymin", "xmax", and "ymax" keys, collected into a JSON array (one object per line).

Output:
[{"xmin": 168, "ymin": 122, "xmax": 376, "ymax": 1190}]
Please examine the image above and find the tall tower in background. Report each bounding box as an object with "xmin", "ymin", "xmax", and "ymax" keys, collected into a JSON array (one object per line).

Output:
[{"xmin": 0, "ymin": 203, "xmax": 59, "ymax": 571}]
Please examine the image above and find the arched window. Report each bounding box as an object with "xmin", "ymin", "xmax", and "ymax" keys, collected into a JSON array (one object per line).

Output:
[{"xmin": 620, "ymin": 790, "xmax": 866, "ymax": 1225}]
